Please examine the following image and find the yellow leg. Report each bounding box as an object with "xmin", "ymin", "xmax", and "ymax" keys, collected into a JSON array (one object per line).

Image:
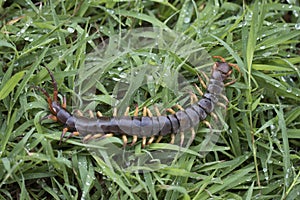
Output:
[
  {"xmin": 91, "ymin": 133, "xmax": 103, "ymax": 140},
  {"xmin": 83, "ymin": 134, "xmax": 92, "ymax": 142},
  {"xmin": 130, "ymin": 135, "xmax": 138, "ymax": 146},
  {"xmin": 97, "ymin": 111, "xmax": 103, "ymax": 117},
  {"xmin": 166, "ymin": 108, "xmax": 176, "ymax": 114},
  {"xmin": 194, "ymin": 84, "xmax": 204, "ymax": 96},
  {"xmin": 170, "ymin": 134, "xmax": 175, "ymax": 144},
  {"xmin": 147, "ymin": 136, "xmax": 155, "ymax": 145},
  {"xmin": 88, "ymin": 110, "xmax": 94, "ymax": 118},
  {"xmin": 130, "ymin": 106, "xmax": 139, "ymax": 146},
  {"xmin": 190, "ymin": 92, "xmax": 198, "ymax": 104},
  {"xmin": 156, "ymin": 135, "xmax": 163, "ymax": 143},
  {"xmin": 142, "ymin": 136, "xmax": 147, "ymax": 148},
  {"xmin": 122, "ymin": 135, "xmax": 128, "ymax": 147},
  {"xmin": 179, "ymin": 132, "xmax": 185, "ymax": 147}
]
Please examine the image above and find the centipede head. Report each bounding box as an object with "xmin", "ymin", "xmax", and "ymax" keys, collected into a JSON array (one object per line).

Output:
[{"xmin": 212, "ymin": 56, "xmax": 240, "ymax": 82}]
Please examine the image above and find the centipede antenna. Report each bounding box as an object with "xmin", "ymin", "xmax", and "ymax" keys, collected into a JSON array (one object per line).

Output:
[
  {"xmin": 43, "ymin": 66, "xmax": 58, "ymax": 102},
  {"xmin": 35, "ymin": 86, "xmax": 54, "ymax": 113},
  {"xmin": 212, "ymin": 55, "xmax": 226, "ymax": 62}
]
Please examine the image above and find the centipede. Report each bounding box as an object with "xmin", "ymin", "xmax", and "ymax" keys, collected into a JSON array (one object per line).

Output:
[{"xmin": 38, "ymin": 56, "xmax": 239, "ymax": 148}]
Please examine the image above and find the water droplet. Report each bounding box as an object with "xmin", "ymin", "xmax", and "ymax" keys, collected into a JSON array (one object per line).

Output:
[
  {"xmin": 262, "ymin": 52, "xmax": 272, "ymax": 57},
  {"xmin": 67, "ymin": 27, "xmax": 75, "ymax": 33},
  {"xmin": 260, "ymin": 45, "xmax": 266, "ymax": 50},
  {"xmin": 295, "ymin": 23, "xmax": 300, "ymax": 30},
  {"xmin": 286, "ymin": 88, "xmax": 292, "ymax": 93},
  {"xmin": 274, "ymin": 83, "xmax": 280, "ymax": 88},
  {"xmin": 184, "ymin": 17, "xmax": 190, "ymax": 23}
]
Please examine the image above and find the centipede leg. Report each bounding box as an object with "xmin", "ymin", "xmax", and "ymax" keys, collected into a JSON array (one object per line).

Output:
[
  {"xmin": 224, "ymin": 79, "xmax": 237, "ymax": 87},
  {"xmin": 190, "ymin": 92, "xmax": 198, "ymax": 104},
  {"xmin": 88, "ymin": 110, "xmax": 94, "ymax": 118},
  {"xmin": 219, "ymin": 94, "xmax": 229, "ymax": 103},
  {"xmin": 146, "ymin": 108, "xmax": 155, "ymax": 145},
  {"xmin": 141, "ymin": 107, "xmax": 148, "ymax": 148},
  {"xmin": 165, "ymin": 108, "xmax": 177, "ymax": 144},
  {"xmin": 154, "ymin": 106, "xmax": 163, "ymax": 143},
  {"xmin": 60, "ymin": 127, "xmax": 69, "ymax": 144},
  {"xmin": 228, "ymin": 62, "xmax": 240, "ymax": 72},
  {"xmin": 186, "ymin": 128, "xmax": 196, "ymax": 147},
  {"xmin": 168, "ymin": 105, "xmax": 182, "ymax": 145},
  {"xmin": 202, "ymin": 120, "xmax": 212, "ymax": 131},
  {"xmin": 40, "ymin": 114, "xmax": 57, "ymax": 122},
  {"xmin": 97, "ymin": 111, "xmax": 103, "ymax": 117},
  {"xmin": 156, "ymin": 135, "xmax": 163, "ymax": 143},
  {"xmin": 62, "ymin": 95, "xmax": 67, "ymax": 109},
  {"xmin": 83, "ymin": 134, "xmax": 92, "ymax": 141},
  {"xmin": 210, "ymin": 112, "xmax": 219, "ymax": 122},
  {"xmin": 130, "ymin": 106, "xmax": 139, "ymax": 146},
  {"xmin": 194, "ymin": 84, "xmax": 204, "ymax": 96},
  {"xmin": 74, "ymin": 109, "xmax": 83, "ymax": 117},
  {"xmin": 122, "ymin": 107, "xmax": 131, "ymax": 147}
]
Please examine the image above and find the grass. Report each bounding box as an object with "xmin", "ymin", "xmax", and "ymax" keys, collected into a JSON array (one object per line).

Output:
[{"xmin": 0, "ymin": 0, "xmax": 300, "ymax": 199}]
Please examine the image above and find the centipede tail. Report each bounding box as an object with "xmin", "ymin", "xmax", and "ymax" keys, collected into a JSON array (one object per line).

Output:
[{"xmin": 39, "ymin": 56, "xmax": 239, "ymax": 147}]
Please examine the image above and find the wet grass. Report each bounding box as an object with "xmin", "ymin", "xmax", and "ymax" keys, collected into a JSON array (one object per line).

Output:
[{"xmin": 1, "ymin": 0, "xmax": 300, "ymax": 199}]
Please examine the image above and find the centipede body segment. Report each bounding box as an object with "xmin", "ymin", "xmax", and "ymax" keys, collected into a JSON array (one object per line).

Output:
[{"xmin": 38, "ymin": 56, "xmax": 239, "ymax": 147}]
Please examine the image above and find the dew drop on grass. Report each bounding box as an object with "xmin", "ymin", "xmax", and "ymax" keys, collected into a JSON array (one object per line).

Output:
[
  {"xmin": 259, "ymin": 45, "xmax": 266, "ymax": 50},
  {"xmin": 286, "ymin": 88, "xmax": 292, "ymax": 93},
  {"xmin": 184, "ymin": 17, "xmax": 190, "ymax": 23},
  {"xmin": 263, "ymin": 168, "xmax": 267, "ymax": 173},
  {"xmin": 67, "ymin": 27, "xmax": 75, "ymax": 33},
  {"xmin": 295, "ymin": 23, "xmax": 300, "ymax": 30},
  {"xmin": 262, "ymin": 52, "xmax": 272, "ymax": 57}
]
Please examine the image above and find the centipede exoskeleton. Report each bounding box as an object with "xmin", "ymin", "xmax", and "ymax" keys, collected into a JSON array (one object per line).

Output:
[{"xmin": 38, "ymin": 56, "xmax": 239, "ymax": 148}]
